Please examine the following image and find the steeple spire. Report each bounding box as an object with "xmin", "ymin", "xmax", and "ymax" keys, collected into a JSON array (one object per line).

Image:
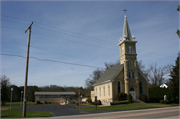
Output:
[
  {"xmin": 118, "ymin": 10, "xmax": 136, "ymax": 45},
  {"xmin": 122, "ymin": 10, "xmax": 132, "ymax": 41}
]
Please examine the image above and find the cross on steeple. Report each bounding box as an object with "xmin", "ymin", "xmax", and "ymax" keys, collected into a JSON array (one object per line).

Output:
[{"xmin": 123, "ymin": 9, "xmax": 127, "ymax": 14}]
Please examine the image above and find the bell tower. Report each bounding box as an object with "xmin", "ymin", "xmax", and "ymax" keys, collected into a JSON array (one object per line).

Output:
[{"xmin": 118, "ymin": 10, "xmax": 139, "ymax": 99}]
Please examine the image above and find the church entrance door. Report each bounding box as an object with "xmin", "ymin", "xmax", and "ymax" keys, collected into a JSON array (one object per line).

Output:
[{"xmin": 129, "ymin": 87, "xmax": 136, "ymax": 100}]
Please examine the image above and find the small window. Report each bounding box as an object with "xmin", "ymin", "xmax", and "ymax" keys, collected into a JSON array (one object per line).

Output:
[
  {"xmin": 99, "ymin": 88, "xmax": 101, "ymax": 96},
  {"xmin": 129, "ymin": 72, "xmax": 131, "ymax": 78},
  {"xmin": 118, "ymin": 81, "xmax": 121, "ymax": 93},
  {"xmin": 103, "ymin": 87, "xmax": 105, "ymax": 96},
  {"xmin": 139, "ymin": 81, "xmax": 143, "ymax": 94},
  {"xmin": 128, "ymin": 46, "xmax": 133, "ymax": 54},
  {"xmin": 122, "ymin": 47, "xmax": 124, "ymax": 55},
  {"xmin": 132, "ymin": 72, "xmax": 135, "ymax": 79},
  {"xmin": 108, "ymin": 86, "xmax": 110, "ymax": 96},
  {"xmin": 96, "ymin": 88, "xmax": 97, "ymax": 96}
]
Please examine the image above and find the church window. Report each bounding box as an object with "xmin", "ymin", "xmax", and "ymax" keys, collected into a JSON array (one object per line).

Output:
[
  {"xmin": 96, "ymin": 88, "xmax": 97, "ymax": 96},
  {"xmin": 103, "ymin": 87, "xmax": 105, "ymax": 96},
  {"xmin": 139, "ymin": 81, "xmax": 143, "ymax": 95},
  {"xmin": 132, "ymin": 72, "xmax": 135, "ymax": 79},
  {"xmin": 128, "ymin": 46, "xmax": 133, "ymax": 54},
  {"xmin": 99, "ymin": 88, "xmax": 101, "ymax": 96},
  {"xmin": 122, "ymin": 47, "xmax": 124, "ymax": 55},
  {"xmin": 130, "ymin": 87, "xmax": 134, "ymax": 91},
  {"xmin": 118, "ymin": 81, "xmax": 121, "ymax": 93},
  {"xmin": 129, "ymin": 72, "xmax": 131, "ymax": 78},
  {"xmin": 108, "ymin": 86, "xmax": 110, "ymax": 96}
]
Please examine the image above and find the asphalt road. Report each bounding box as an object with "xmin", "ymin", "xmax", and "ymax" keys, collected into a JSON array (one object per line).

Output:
[
  {"xmin": 18, "ymin": 104, "xmax": 114, "ymax": 116},
  {"xmin": 20, "ymin": 106, "xmax": 179, "ymax": 119},
  {"xmin": 52, "ymin": 106, "xmax": 180, "ymax": 119}
]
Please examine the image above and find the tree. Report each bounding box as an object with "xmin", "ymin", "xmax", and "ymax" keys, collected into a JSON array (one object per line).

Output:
[
  {"xmin": 148, "ymin": 63, "xmax": 171, "ymax": 87},
  {"xmin": 104, "ymin": 60, "xmax": 119, "ymax": 70},
  {"xmin": 0, "ymin": 75, "xmax": 11, "ymax": 105},
  {"xmin": 176, "ymin": 5, "xmax": 180, "ymax": 38},
  {"xmin": 85, "ymin": 68, "xmax": 104, "ymax": 90},
  {"xmin": 169, "ymin": 54, "xmax": 179, "ymax": 87},
  {"xmin": 138, "ymin": 60, "xmax": 152, "ymax": 82}
]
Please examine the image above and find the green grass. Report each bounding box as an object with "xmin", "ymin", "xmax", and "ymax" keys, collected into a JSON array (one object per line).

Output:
[
  {"xmin": 1, "ymin": 106, "xmax": 53, "ymax": 118},
  {"xmin": 5, "ymin": 101, "xmax": 35, "ymax": 105},
  {"xmin": 4, "ymin": 101, "xmax": 60, "ymax": 106},
  {"xmin": 77, "ymin": 103, "xmax": 179, "ymax": 111}
]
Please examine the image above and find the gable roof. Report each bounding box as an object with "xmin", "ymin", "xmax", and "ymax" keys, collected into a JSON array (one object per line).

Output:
[{"xmin": 93, "ymin": 64, "xmax": 124, "ymax": 86}]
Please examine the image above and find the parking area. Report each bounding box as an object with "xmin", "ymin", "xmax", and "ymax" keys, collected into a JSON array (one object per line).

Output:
[{"xmin": 18, "ymin": 104, "xmax": 111, "ymax": 116}]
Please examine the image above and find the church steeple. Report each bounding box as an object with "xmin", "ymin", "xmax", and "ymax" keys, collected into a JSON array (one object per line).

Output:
[
  {"xmin": 118, "ymin": 10, "xmax": 137, "ymax": 65},
  {"xmin": 118, "ymin": 12, "xmax": 136, "ymax": 45},
  {"xmin": 122, "ymin": 13, "xmax": 132, "ymax": 41}
]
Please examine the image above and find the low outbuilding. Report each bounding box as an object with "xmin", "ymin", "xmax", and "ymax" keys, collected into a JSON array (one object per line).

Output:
[{"xmin": 34, "ymin": 91, "xmax": 77, "ymax": 104}]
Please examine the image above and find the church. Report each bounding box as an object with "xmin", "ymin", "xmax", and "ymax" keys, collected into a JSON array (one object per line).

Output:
[{"xmin": 91, "ymin": 12, "xmax": 148, "ymax": 105}]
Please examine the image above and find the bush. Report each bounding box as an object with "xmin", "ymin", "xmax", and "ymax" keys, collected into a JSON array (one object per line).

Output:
[
  {"xmin": 86, "ymin": 98, "xmax": 92, "ymax": 103},
  {"xmin": 116, "ymin": 92, "xmax": 127, "ymax": 101},
  {"xmin": 128, "ymin": 93, "xmax": 132, "ymax": 103},
  {"xmin": 160, "ymin": 100, "xmax": 169, "ymax": 104},
  {"xmin": 90, "ymin": 100, "xmax": 101, "ymax": 105},
  {"xmin": 140, "ymin": 94, "xmax": 148, "ymax": 102},
  {"xmin": 110, "ymin": 101, "xmax": 129, "ymax": 105},
  {"xmin": 97, "ymin": 100, "xmax": 101, "ymax": 105}
]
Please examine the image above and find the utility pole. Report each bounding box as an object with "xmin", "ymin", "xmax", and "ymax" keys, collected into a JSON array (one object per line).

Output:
[{"xmin": 22, "ymin": 22, "xmax": 33, "ymax": 117}]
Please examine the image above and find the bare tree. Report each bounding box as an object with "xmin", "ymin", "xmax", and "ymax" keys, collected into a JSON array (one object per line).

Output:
[
  {"xmin": 104, "ymin": 60, "xmax": 120, "ymax": 70},
  {"xmin": 85, "ymin": 68, "xmax": 104, "ymax": 90},
  {"xmin": 148, "ymin": 63, "xmax": 172, "ymax": 87}
]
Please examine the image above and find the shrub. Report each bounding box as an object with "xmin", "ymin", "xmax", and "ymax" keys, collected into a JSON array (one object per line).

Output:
[
  {"xmin": 36, "ymin": 101, "xmax": 41, "ymax": 104},
  {"xmin": 116, "ymin": 92, "xmax": 127, "ymax": 101},
  {"xmin": 86, "ymin": 98, "xmax": 92, "ymax": 103},
  {"xmin": 140, "ymin": 94, "xmax": 148, "ymax": 102},
  {"xmin": 110, "ymin": 101, "xmax": 129, "ymax": 105},
  {"xmin": 128, "ymin": 93, "xmax": 132, "ymax": 103},
  {"xmin": 90, "ymin": 100, "xmax": 101, "ymax": 105},
  {"xmin": 160, "ymin": 100, "xmax": 169, "ymax": 104},
  {"xmin": 97, "ymin": 100, "xmax": 101, "ymax": 105}
]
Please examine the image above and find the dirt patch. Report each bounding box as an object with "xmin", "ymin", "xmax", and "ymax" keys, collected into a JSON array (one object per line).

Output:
[
  {"xmin": 1, "ymin": 107, "xmax": 8, "ymax": 111},
  {"xmin": 151, "ymin": 105, "xmax": 171, "ymax": 107}
]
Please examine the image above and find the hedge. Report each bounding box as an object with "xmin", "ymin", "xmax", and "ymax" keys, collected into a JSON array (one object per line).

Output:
[
  {"xmin": 148, "ymin": 86, "xmax": 179, "ymax": 103},
  {"xmin": 110, "ymin": 101, "xmax": 129, "ymax": 105},
  {"xmin": 160, "ymin": 100, "xmax": 169, "ymax": 104}
]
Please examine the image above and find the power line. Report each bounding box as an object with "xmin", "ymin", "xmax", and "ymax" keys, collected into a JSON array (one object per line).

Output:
[
  {"xmin": 0, "ymin": 53, "xmax": 104, "ymax": 69},
  {"xmin": 0, "ymin": 53, "xmax": 121, "ymax": 71},
  {"xmin": 1, "ymin": 25, "xmax": 117, "ymax": 51},
  {"xmin": 1, "ymin": 15, "xmax": 113, "ymax": 44}
]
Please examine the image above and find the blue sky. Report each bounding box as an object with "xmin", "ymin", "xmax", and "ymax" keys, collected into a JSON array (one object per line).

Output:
[{"xmin": 1, "ymin": 1, "xmax": 179, "ymax": 87}]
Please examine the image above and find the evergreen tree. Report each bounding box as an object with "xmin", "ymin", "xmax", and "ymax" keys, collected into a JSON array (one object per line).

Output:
[{"xmin": 169, "ymin": 54, "xmax": 179, "ymax": 87}]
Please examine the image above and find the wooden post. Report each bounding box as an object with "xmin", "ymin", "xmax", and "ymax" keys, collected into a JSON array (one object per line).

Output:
[{"xmin": 22, "ymin": 22, "xmax": 33, "ymax": 117}]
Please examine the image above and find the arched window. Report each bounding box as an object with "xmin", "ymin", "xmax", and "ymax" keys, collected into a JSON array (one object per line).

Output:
[
  {"xmin": 99, "ymin": 88, "xmax": 101, "ymax": 96},
  {"xmin": 132, "ymin": 72, "xmax": 135, "ymax": 79},
  {"xmin": 118, "ymin": 81, "xmax": 121, "ymax": 93},
  {"xmin": 96, "ymin": 88, "xmax": 97, "ymax": 96},
  {"xmin": 103, "ymin": 87, "xmax": 105, "ymax": 96},
  {"xmin": 128, "ymin": 46, "xmax": 133, "ymax": 54},
  {"xmin": 129, "ymin": 72, "xmax": 131, "ymax": 78},
  {"xmin": 139, "ymin": 81, "xmax": 143, "ymax": 95},
  {"xmin": 130, "ymin": 87, "xmax": 134, "ymax": 91},
  {"xmin": 122, "ymin": 47, "xmax": 124, "ymax": 55},
  {"xmin": 108, "ymin": 86, "xmax": 110, "ymax": 96}
]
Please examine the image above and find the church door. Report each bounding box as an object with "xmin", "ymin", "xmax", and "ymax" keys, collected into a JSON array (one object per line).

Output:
[{"xmin": 129, "ymin": 87, "xmax": 136, "ymax": 100}]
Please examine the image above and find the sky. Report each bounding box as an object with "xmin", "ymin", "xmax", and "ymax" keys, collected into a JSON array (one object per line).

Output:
[{"xmin": 1, "ymin": 0, "xmax": 179, "ymax": 88}]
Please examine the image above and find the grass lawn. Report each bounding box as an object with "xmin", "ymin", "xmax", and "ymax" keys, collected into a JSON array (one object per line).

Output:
[
  {"xmin": 5, "ymin": 101, "xmax": 35, "ymax": 105},
  {"xmin": 1, "ymin": 106, "xmax": 53, "ymax": 118},
  {"xmin": 4, "ymin": 101, "xmax": 60, "ymax": 106},
  {"xmin": 77, "ymin": 103, "xmax": 179, "ymax": 111}
]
